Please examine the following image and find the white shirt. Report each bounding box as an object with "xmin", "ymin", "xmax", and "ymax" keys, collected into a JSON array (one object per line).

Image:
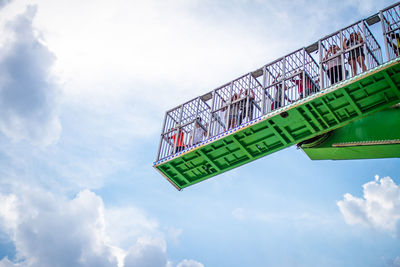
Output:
[
  {"xmin": 191, "ymin": 126, "xmax": 205, "ymax": 145},
  {"xmin": 326, "ymin": 53, "xmax": 342, "ymax": 69}
]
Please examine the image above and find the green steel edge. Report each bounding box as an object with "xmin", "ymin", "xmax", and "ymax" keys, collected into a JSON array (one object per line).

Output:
[
  {"xmin": 301, "ymin": 105, "xmax": 400, "ymax": 160},
  {"xmin": 154, "ymin": 58, "xmax": 400, "ymax": 190}
]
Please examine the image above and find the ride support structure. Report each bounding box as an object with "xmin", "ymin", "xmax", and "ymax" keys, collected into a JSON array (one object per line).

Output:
[{"xmin": 154, "ymin": 2, "xmax": 400, "ymax": 190}]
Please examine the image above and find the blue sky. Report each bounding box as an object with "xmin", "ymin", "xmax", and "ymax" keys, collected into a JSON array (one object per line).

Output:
[{"xmin": 0, "ymin": 0, "xmax": 400, "ymax": 266}]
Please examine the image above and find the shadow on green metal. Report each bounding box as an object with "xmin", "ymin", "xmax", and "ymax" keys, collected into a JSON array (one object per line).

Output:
[{"xmin": 301, "ymin": 105, "xmax": 400, "ymax": 160}]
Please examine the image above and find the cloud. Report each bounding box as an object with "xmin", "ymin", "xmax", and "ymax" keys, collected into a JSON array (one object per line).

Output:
[
  {"xmin": 104, "ymin": 207, "xmax": 160, "ymax": 250},
  {"xmin": 0, "ymin": 257, "xmax": 18, "ymax": 267},
  {"xmin": 0, "ymin": 186, "xmax": 203, "ymax": 267},
  {"xmin": 0, "ymin": 5, "xmax": 61, "ymax": 146},
  {"xmin": 176, "ymin": 260, "xmax": 204, "ymax": 267},
  {"xmin": 0, "ymin": 0, "xmax": 11, "ymax": 9},
  {"xmin": 123, "ymin": 237, "xmax": 167, "ymax": 267},
  {"xmin": 337, "ymin": 176, "xmax": 400, "ymax": 234},
  {"xmin": 0, "ymin": 189, "xmax": 118, "ymax": 267}
]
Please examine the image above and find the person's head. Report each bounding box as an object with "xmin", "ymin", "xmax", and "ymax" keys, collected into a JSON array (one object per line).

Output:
[
  {"xmin": 195, "ymin": 117, "xmax": 201, "ymax": 127},
  {"xmin": 297, "ymin": 70, "xmax": 304, "ymax": 79},
  {"xmin": 350, "ymin": 32, "xmax": 356, "ymax": 40}
]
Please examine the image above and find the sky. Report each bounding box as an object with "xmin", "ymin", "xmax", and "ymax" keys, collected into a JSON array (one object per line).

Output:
[{"xmin": 0, "ymin": 0, "xmax": 399, "ymax": 266}]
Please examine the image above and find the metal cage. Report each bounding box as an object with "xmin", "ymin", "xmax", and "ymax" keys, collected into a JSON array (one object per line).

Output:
[
  {"xmin": 207, "ymin": 73, "xmax": 263, "ymax": 138},
  {"xmin": 319, "ymin": 20, "xmax": 382, "ymax": 89},
  {"xmin": 262, "ymin": 48, "xmax": 320, "ymax": 114},
  {"xmin": 155, "ymin": 2, "xmax": 398, "ymax": 162},
  {"xmin": 157, "ymin": 97, "xmax": 211, "ymax": 161},
  {"xmin": 380, "ymin": 3, "xmax": 400, "ymax": 61}
]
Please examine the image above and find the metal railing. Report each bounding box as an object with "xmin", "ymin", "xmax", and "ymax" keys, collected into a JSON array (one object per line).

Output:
[
  {"xmin": 155, "ymin": 2, "xmax": 399, "ymax": 162},
  {"xmin": 319, "ymin": 20, "xmax": 382, "ymax": 89},
  {"xmin": 262, "ymin": 48, "xmax": 320, "ymax": 114},
  {"xmin": 381, "ymin": 3, "xmax": 400, "ymax": 61}
]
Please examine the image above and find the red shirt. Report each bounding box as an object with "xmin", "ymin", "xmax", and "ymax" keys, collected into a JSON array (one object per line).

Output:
[
  {"xmin": 170, "ymin": 132, "xmax": 185, "ymax": 147},
  {"xmin": 294, "ymin": 78, "xmax": 312, "ymax": 94}
]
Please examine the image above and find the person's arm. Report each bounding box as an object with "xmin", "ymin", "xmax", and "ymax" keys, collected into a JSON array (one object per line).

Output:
[
  {"xmin": 343, "ymin": 38, "xmax": 348, "ymax": 50},
  {"xmin": 203, "ymin": 124, "xmax": 208, "ymax": 136},
  {"xmin": 323, "ymin": 47, "xmax": 332, "ymax": 61},
  {"xmin": 357, "ymin": 31, "xmax": 364, "ymax": 43}
]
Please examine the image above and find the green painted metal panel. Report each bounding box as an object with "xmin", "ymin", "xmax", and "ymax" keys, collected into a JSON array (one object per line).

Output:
[
  {"xmin": 301, "ymin": 105, "xmax": 400, "ymax": 160},
  {"xmin": 154, "ymin": 59, "xmax": 400, "ymax": 190}
]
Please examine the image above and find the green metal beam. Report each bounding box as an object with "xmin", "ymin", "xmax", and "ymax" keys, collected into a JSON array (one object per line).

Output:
[
  {"xmin": 383, "ymin": 71, "xmax": 400, "ymax": 99},
  {"xmin": 297, "ymin": 108, "xmax": 320, "ymax": 132},
  {"xmin": 301, "ymin": 106, "xmax": 400, "ymax": 160},
  {"xmin": 267, "ymin": 120, "xmax": 289, "ymax": 145},
  {"xmin": 197, "ymin": 149, "xmax": 221, "ymax": 172},
  {"xmin": 320, "ymin": 98, "xmax": 341, "ymax": 124},
  {"xmin": 309, "ymin": 103, "xmax": 330, "ymax": 128},
  {"xmin": 232, "ymin": 136, "xmax": 253, "ymax": 159},
  {"xmin": 342, "ymin": 88, "xmax": 363, "ymax": 115},
  {"xmin": 168, "ymin": 163, "xmax": 191, "ymax": 185}
]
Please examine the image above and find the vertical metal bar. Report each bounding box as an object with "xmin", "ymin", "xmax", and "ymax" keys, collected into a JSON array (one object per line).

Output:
[
  {"xmin": 380, "ymin": 10, "xmax": 391, "ymax": 62},
  {"xmin": 173, "ymin": 105, "xmax": 184, "ymax": 154},
  {"xmin": 189, "ymin": 97, "xmax": 201, "ymax": 146},
  {"xmin": 245, "ymin": 73, "xmax": 250, "ymax": 122},
  {"xmin": 261, "ymin": 66, "xmax": 266, "ymax": 115},
  {"xmin": 361, "ymin": 21, "xmax": 369, "ymax": 71},
  {"xmin": 225, "ymin": 82, "xmax": 234, "ymax": 131},
  {"xmin": 207, "ymin": 90, "xmax": 215, "ymax": 138},
  {"xmin": 340, "ymin": 30, "xmax": 346, "ymax": 82},
  {"xmin": 302, "ymin": 48, "xmax": 306, "ymax": 97},
  {"xmin": 281, "ymin": 58, "xmax": 286, "ymax": 106},
  {"xmin": 178, "ymin": 104, "xmax": 184, "ymax": 126},
  {"xmin": 172, "ymin": 129, "xmax": 177, "ymax": 155},
  {"xmin": 318, "ymin": 39, "xmax": 324, "ymax": 89},
  {"xmin": 195, "ymin": 97, "xmax": 201, "ymax": 118},
  {"xmin": 156, "ymin": 112, "xmax": 168, "ymax": 161}
]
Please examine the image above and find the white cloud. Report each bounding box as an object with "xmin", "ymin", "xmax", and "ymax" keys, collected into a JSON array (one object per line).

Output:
[
  {"xmin": 0, "ymin": 0, "xmax": 388, "ymax": 148},
  {"xmin": 0, "ymin": 186, "xmax": 203, "ymax": 267},
  {"xmin": 0, "ymin": 5, "xmax": 61, "ymax": 146},
  {"xmin": 0, "ymin": 0, "xmax": 12, "ymax": 9},
  {"xmin": 123, "ymin": 237, "xmax": 167, "ymax": 267},
  {"xmin": 176, "ymin": 259, "xmax": 204, "ymax": 267},
  {"xmin": 105, "ymin": 207, "xmax": 160, "ymax": 250},
  {"xmin": 0, "ymin": 194, "xmax": 18, "ymax": 232},
  {"xmin": 337, "ymin": 176, "xmax": 400, "ymax": 234},
  {"xmin": 25, "ymin": 0, "xmax": 295, "ymax": 122},
  {"xmin": 0, "ymin": 189, "xmax": 118, "ymax": 267},
  {"xmin": 0, "ymin": 257, "xmax": 19, "ymax": 267}
]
